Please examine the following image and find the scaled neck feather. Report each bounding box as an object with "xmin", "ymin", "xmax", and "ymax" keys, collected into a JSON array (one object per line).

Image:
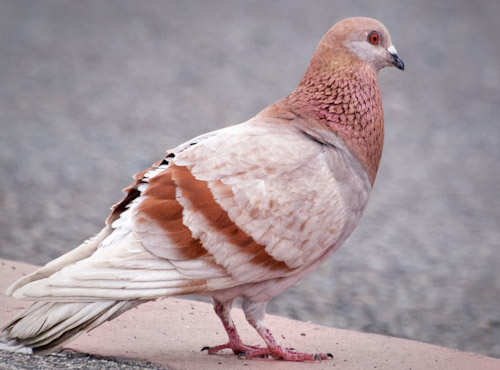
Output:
[{"xmin": 261, "ymin": 51, "xmax": 384, "ymax": 186}]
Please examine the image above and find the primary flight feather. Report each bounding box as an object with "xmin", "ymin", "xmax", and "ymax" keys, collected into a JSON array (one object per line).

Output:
[{"xmin": 1, "ymin": 17, "xmax": 404, "ymax": 361}]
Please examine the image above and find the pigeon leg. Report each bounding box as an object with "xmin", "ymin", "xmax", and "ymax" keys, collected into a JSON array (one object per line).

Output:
[
  {"xmin": 241, "ymin": 300, "xmax": 333, "ymax": 361},
  {"xmin": 203, "ymin": 299, "xmax": 261, "ymax": 355}
]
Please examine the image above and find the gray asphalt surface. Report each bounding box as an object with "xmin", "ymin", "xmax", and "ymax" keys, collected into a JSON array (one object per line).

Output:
[
  {"xmin": 0, "ymin": 350, "xmax": 165, "ymax": 370},
  {"xmin": 0, "ymin": 0, "xmax": 499, "ymax": 367}
]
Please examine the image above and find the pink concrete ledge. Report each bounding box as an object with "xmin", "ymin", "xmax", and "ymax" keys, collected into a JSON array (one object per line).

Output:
[{"xmin": 1, "ymin": 258, "xmax": 499, "ymax": 370}]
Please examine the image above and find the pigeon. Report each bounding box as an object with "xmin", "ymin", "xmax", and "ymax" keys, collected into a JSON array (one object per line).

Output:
[{"xmin": 1, "ymin": 17, "xmax": 404, "ymax": 361}]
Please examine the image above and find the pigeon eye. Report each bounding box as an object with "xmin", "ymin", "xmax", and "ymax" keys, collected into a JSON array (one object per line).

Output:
[{"xmin": 368, "ymin": 31, "xmax": 381, "ymax": 45}]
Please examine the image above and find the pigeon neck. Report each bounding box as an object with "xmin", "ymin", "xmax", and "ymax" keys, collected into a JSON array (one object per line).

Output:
[{"xmin": 270, "ymin": 57, "xmax": 384, "ymax": 186}]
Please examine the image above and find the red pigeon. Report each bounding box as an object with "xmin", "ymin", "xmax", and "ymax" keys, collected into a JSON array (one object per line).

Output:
[{"xmin": 1, "ymin": 17, "xmax": 404, "ymax": 361}]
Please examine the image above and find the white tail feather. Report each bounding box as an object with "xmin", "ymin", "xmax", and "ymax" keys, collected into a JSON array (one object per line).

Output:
[{"xmin": 1, "ymin": 300, "xmax": 142, "ymax": 355}]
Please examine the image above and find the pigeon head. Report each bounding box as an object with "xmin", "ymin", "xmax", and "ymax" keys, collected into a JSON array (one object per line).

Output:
[
  {"xmin": 311, "ymin": 17, "xmax": 405, "ymax": 73},
  {"xmin": 339, "ymin": 17, "xmax": 405, "ymax": 71}
]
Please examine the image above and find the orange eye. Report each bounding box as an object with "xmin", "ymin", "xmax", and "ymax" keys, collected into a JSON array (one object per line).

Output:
[{"xmin": 368, "ymin": 31, "xmax": 381, "ymax": 45}]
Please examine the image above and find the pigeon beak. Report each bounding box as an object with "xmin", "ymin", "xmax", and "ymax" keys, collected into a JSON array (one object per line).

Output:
[{"xmin": 387, "ymin": 45, "xmax": 405, "ymax": 71}]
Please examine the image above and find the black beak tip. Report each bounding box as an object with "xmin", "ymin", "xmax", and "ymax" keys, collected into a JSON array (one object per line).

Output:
[{"xmin": 391, "ymin": 54, "xmax": 405, "ymax": 71}]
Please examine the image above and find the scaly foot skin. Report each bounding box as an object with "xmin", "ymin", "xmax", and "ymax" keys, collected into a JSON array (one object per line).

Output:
[
  {"xmin": 208, "ymin": 300, "xmax": 333, "ymax": 361},
  {"xmin": 202, "ymin": 341, "xmax": 261, "ymax": 355},
  {"xmin": 239, "ymin": 345, "xmax": 333, "ymax": 361}
]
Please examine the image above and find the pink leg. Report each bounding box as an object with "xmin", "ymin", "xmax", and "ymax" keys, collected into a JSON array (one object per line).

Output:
[
  {"xmin": 203, "ymin": 299, "xmax": 260, "ymax": 355},
  {"xmin": 241, "ymin": 300, "xmax": 333, "ymax": 361}
]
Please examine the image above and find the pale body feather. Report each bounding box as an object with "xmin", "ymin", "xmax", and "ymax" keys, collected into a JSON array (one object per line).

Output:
[{"xmin": 9, "ymin": 116, "xmax": 370, "ymax": 304}]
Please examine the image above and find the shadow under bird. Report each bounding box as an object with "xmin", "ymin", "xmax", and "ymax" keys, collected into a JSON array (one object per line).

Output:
[{"xmin": 1, "ymin": 17, "xmax": 404, "ymax": 361}]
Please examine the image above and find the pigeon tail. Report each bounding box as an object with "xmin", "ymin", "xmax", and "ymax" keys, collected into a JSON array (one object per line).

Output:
[{"xmin": 1, "ymin": 300, "xmax": 141, "ymax": 355}]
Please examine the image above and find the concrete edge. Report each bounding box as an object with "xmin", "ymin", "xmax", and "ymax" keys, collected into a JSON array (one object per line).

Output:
[{"xmin": 1, "ymin": 258, "xmax": 499, "ymax": 370}]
